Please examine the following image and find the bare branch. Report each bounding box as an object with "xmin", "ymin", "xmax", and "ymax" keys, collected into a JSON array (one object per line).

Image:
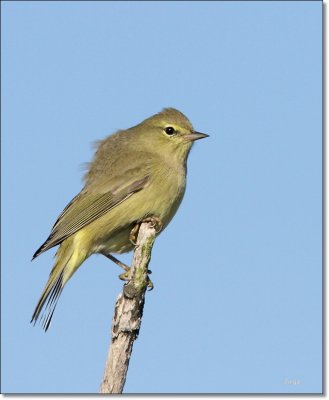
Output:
[{"xmin": 99, "ymin": 221, "xmax": 157, "ymax": 394}]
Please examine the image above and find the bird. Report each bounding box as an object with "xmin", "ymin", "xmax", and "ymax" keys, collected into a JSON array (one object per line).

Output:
[{"xmin": 31, "ymin": 108, "xmax": 208, "ymax": 330}]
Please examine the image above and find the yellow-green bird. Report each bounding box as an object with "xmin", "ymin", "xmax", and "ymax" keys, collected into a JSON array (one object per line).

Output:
[{"xmin": 31, "ymin": 108, "xmax": 208, "ymax": 330}]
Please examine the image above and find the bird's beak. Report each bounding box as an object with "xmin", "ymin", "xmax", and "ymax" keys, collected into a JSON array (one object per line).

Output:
[{"xmin": 185, "ymin": 131, "xmax": 209, "ymax": 141}]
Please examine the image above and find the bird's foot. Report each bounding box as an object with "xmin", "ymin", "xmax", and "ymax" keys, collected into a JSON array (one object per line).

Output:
[
  {"xmin": 119, "ymin": 269, "xmax": 154, "ymax": 290},
  {"xmin": 141, "ymin": 216, "xmax": 163, "ymax": 233},
  {"xmin": 129, "ymin": 223, "xmax": 140, "ymax": 246},
  {"xmin": 129, "ymin": 216, "xmax": 163, "ymax": 245},
  {"xmin": 102, "ymin": 252, "xmax": 154, "ymax": 290},
  {"xmin": 102, "ymin": 253, "xmax": 130, "ymax": 272}
]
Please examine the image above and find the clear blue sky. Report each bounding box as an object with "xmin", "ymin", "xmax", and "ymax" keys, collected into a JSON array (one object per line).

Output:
[{"xmin": 1, "ymin": 1, "xmax": 322, "ymax": 394}]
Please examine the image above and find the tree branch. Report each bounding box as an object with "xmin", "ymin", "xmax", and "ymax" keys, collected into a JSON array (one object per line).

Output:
[{"xmin": 99, "ymin": 221, "xmax": 157, "ymax": 394}]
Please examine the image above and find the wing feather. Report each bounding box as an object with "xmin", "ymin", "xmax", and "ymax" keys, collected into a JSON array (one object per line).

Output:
[{"xmin": 32, "ymin": 175, "xmax": 149, "ymax": 259}]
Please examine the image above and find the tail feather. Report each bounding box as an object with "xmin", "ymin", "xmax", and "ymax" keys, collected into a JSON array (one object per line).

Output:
[
  {"xmin": 31, "ymin": 268, "xmax": 64, "ymax": 331},
  {"xmin": 31, "ymin": 234, "xmax": 88, "ymax": 331},
  {"xmin": 31, "ymin": 240, "xmax": 74, "ymax": 331},
  {"xmin": 41, "ymin": 277, "xmax": 64, "ymax": 331}
]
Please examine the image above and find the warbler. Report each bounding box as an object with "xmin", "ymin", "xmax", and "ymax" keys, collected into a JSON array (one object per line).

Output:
[{"xmin": 31, "ymin": 108, "xmax": 208, "ymax": 330}]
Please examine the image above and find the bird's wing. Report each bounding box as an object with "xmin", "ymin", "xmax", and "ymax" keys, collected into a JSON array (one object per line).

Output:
[{"xmin": 32, "ymin": 174, "xmax": 150, "ymax": 259}]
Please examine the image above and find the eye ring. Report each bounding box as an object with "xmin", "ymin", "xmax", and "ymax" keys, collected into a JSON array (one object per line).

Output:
[{"xmin": 164, "ymin": 126, "xmax": 175, "ymax": 135}]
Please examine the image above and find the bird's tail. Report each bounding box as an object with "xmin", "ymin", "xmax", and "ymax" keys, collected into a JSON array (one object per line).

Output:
[{"xmin": 31, "ymin": 237, "xmax": 87, "ymax": 331}]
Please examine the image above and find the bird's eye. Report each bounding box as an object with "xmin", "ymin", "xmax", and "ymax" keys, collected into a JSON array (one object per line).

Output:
[{"xmin": 164, "ymin": 126, "xmax": 175, "ymax": 135}]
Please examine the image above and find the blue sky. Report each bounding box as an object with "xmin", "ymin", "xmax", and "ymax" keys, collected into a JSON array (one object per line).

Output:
[{"xmin": 1, "ymin": 1, "xmax": 322, "ymax": 394}]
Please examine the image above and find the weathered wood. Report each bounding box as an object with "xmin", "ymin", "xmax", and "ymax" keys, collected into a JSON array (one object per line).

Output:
[{"xmin": 99, "ymin": 221, "xmax": 156, "ymax": 394}]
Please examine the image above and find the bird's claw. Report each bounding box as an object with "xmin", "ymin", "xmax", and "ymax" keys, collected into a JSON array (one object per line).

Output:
[
  {"xmin": 146, "ymin": 277, "xmax": 154, "ymax": 291},
  {"xmin": 129, "ymin": 223, "xmax": 140, "ymax": 246},
  {"xmin": 119, "ymin": 270, "xmax": 154, "ymax": 290},
  {"xmin": 119, "ymin": 271, "xmax": 130, "ymax": 281},
  {"xmin": 141, "ymin": 216, "xmax": 163, "ymax": 233},
  {"xmin": 129, "ymin": 216, "xmax": 163, "ymax": 246}
]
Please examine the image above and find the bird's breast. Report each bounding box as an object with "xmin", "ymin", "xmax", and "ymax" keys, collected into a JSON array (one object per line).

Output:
[{"xmin": 145, "ymin": 161, "xmax": 186, "ymax": 228}]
